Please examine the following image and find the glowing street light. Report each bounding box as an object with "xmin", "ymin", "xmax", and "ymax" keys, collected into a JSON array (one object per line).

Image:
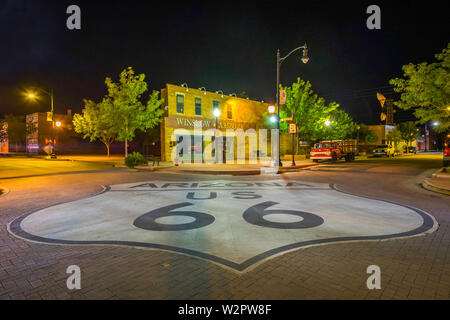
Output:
[
  {"xmin": 55, "ymin": 121, "xmax": 62, "ymax": 127},
  {"xmin": 433, "ymin": 121, "xmax": 439, "ymax": 127},
  {"xmin": 301, "ymin": 46, "xmax": 309, "ymax": 64},
  {"xmin": 24, "ymin": 86, "xmax": 56, "ymax": 158},
  {"xmin": 325, "ymin": 120, "xmax": 331, "ymax": 126},
  {"xmin": 270, "ymin": 115, "xmax": 277, "ymax": 123}
]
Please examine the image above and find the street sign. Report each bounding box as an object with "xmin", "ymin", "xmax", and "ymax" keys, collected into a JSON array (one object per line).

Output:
[
  {"xmin": 289, "ymin": 123, "xmax": 297, "ymax": 134},
  {"xmin": 281, "ymin": 117, "xmax": 293, "ymax": 122},
  {"xmin": 46, "ymin": 112, "xmax": 53, "ymax": 122}
]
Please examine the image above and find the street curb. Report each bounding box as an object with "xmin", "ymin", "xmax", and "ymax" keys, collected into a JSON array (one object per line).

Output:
[
  {"xmin": 431, "ymin": 167, "xmax": 445, "ymax": 178},
  {"xmin": 114, "ymin": 164, "xmax": 174, "ymax": 172},
  {"xmin": 134, "ymin": 165, "xmax": 174, "ymax": 172},
  {"xmin": 421, "ymin": 179, "xmax": 450, "ymax": 196},
  {"xmin": 172, "ymin": 163, "xmax": 319, "ymax": 176},
  {"xmin": 67, "ymin": 159, "xmax": 118, "ymax": 166},
  {"xmin": 278, "ymin": 163, "xmax": 319, "ymax": 173}
]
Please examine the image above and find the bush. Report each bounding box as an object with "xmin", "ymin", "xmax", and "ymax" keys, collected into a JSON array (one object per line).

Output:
[{"xmin": 125, "ymin": 152, "xmax": 148, "ymax": 168}]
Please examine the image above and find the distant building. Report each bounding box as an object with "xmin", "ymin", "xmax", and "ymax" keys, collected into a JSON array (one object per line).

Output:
[
  {"xmin": 0, "ymin": 122, "xmax": 8, "ymax": 153},
  {"xmin": 25, "ymin": 110, "xmax": 123, "ymax": 155},
  {"xmin": 367, "ymin": 124, "xmax": 418, "ymax": 152},
  {"xmin": 367, "ymin": 124, "xmax": 393, "ymax": 145},
  {"xmin": 26, "ymin": 110, "xmax": 73, "ymax": 154},
  {"xmin": 0, "ymin": 116, "xmax": 27, "ymax": 153}
]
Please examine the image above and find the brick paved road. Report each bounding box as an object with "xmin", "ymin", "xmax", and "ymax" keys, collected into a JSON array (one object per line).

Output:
[{"xmin": 0, "ymin": 156, "xmax": 449, "ymax": 300}]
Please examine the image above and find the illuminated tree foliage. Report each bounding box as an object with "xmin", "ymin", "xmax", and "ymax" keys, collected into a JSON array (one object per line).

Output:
[
  {"xmin": 386, "ymin": 127, "xmax": 402, "ymax": 151},
  {"xmin": 74, "ymin": 67, "xmax": 164, "ymax": 157},
  {"xmin": 104, "ymin": 67, "xmax": 164, "ymax": 157},
  {"xmin": 354, "ymin": 124, "xmax": 378, "ymax": 143},
  {"xmin": 281, "ymin": 78, "xmax": 355, "ymax": 142},
  {"xmin": 389, "ymin": 43, "xmax": 450, "ymax": 132},
  {"xmin": 73, "ymin": 99, "xmax": 118, "ymax": 157},
  {"xmin": 398, "ymin": 121, "xmax": 419, "ymax": 147}
]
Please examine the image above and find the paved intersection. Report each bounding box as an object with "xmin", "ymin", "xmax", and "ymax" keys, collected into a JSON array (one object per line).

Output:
[{"xmin": 0, "ymin": 156, "xmax": 449, "ymax": 299}]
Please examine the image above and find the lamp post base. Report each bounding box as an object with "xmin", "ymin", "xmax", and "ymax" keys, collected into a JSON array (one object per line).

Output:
[{"xmin": 272, "ymin": 160, "xmax": 283, "ymax": 167}]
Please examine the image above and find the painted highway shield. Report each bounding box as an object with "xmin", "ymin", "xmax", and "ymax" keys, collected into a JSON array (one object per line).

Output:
[{"xmin": 8, "ymin": 180, "xmax": 438, "ymax": 271}]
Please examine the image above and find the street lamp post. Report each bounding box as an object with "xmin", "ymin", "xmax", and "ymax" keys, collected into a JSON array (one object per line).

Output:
[
  {"xmin": 275, "ymin": 43, "xmax": 309, "ymax": 167},
  {"xmin": 213, "ymin": 107, "xmax": 221, "ymax": 164},
  {"xmin": 27, "ymin": 87, "xmax": 54, "ymax": 127},
  {"xmin": 291, "ymin": 112, "xmax": 296, "ymax": 166},
  {"xmin": 26, "ymin": 87, "xmax": 56, "ymax": 157}
]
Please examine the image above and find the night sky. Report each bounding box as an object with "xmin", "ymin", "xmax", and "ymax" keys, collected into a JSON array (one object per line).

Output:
[{"xmin": 0, "ymin": 0, "xmax": 448, "ymax": 124}]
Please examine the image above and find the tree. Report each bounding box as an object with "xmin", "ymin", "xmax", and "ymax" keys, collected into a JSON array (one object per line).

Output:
[
  {"xmin": 282, "ymin": 78, "xmax": 353, "ymax": 142},
  {"xmin": 104, "ymin": 67, "xmax": 164, "ymax": 157},
  {"xmin": 354, "ymin": 124, "xmax": 378, "ymax": 143},
  {"xmin": 389, "ymin": 43, "xmax": 450, "ymax": 132},
  {"xmin": 386, "ymin": 127, "xmax": 402, "ymax": 152},
  {"xmin": 320, "ymin": 109, "xmax": 356, "ymax": 140},
  {"xmin": 398, "ymin": 121, "xmax": 419, "ymax": 149},
  {"xmin": 365, "ymin": 130, "xmax": 378, "ymax": 144},
  {"xmin": 73, "ymin": 99, "xmax": 118, "ymax": 157},
  {"xmin": 263, "ymin": 110, "xmax": 289, "ymax": 131}
]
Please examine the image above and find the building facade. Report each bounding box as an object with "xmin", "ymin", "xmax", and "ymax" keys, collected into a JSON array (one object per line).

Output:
[
  {"xmin": 25, "ymin": 110, "xmax": 124, "ymax": 155},
  {"xmin": 160, "ymin": 84, "xmax": 272, "ymax": 162}
]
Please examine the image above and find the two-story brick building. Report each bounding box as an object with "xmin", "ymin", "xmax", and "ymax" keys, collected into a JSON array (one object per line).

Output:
[{"xmin": 159, "ymin": 84, "xmax": 272, "ymax": 162}]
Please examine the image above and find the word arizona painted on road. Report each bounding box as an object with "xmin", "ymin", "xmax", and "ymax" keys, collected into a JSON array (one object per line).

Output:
[{"xmin": 128, "ymin": 182, "xmax": 315, "ymax": 189}]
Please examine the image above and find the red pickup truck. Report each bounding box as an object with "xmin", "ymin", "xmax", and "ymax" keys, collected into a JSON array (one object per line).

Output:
[{"xmin": 310, "ymin": 140, "xmax": 357, "ymax": 162}]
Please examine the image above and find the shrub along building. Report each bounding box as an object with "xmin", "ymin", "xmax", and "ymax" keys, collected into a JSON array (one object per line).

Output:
[{"xmin": 159, "ymin": 84, "xmax": 273, "ymax": 163}]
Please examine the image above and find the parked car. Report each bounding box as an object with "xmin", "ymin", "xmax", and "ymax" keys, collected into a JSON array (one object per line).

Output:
[
  {"xmin": 403, "ymin": 146, "xmax": 417, "ymax": 154},
  {"xmin": 373, "ymin": 144, "xmax": 395, "ymax": 157}
]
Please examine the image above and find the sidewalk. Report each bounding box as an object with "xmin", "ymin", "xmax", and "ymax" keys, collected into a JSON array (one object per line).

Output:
[
  {"xmin": 158, "ymin": 160, "xmax": 318, "ymax": 175},
  {"xmin": 422, "ymin": 168, "xmax": 450, "ymax": 196}
]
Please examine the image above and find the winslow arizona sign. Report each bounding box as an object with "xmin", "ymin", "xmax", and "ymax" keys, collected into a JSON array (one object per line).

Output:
[
  {"xmin": 165, "ymin": 115, "xmax": 256, "ymax": 130},
  {"xmin": 8, "ymin": 180, "xmax": 437, "ymax": 272}
]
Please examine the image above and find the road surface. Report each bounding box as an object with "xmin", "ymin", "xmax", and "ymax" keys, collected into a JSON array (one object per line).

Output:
[{"xmin": 0, "ymin": 155, "xmax": 449, "ymax": 299}]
